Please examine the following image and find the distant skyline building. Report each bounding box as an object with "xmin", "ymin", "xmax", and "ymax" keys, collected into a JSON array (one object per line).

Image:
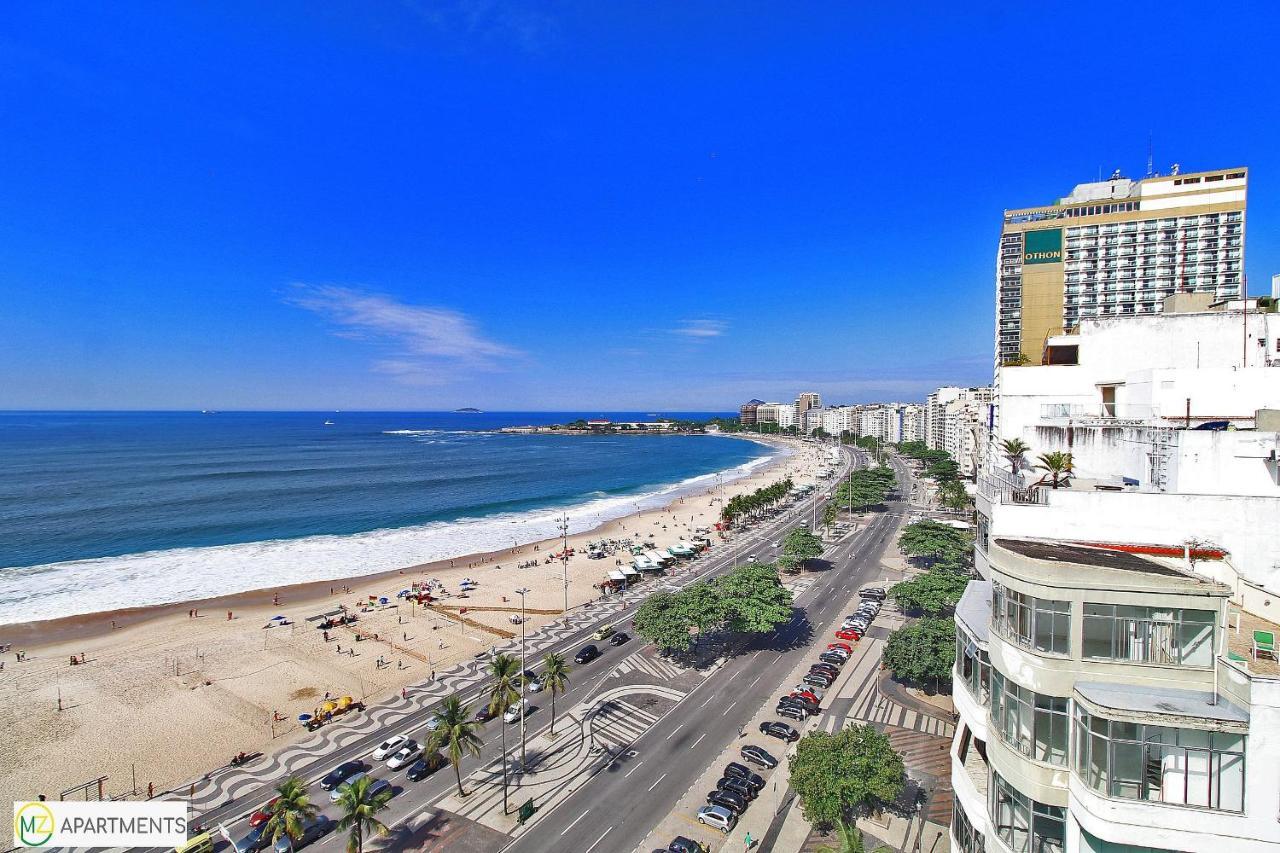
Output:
[
  {"xmin": 925, "ymin": 386, "xmax": 993, "ymax": 477},
  {"xmin": 738, "ymin": 399, "xmax": 763, "ymax": 427},
  {"xmin": 997, "ymin": 166, "xmax": 1247, "ymax": 366}
]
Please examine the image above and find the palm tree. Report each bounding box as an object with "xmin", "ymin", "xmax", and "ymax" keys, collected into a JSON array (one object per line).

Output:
[
  {"xmin": 263, "ymin": 776, "xmax": 318, "ymax": 852},
  {"xmin": 1000, "ymin": 438, "xmax": 1030, "ymax": 476},
  {"xmin": 541, "ymin": 652, "xmax": 571, "ymax": 735},
  {"xmin": 487, "ymin": 653, "xmax": 521, "ymax": 814},
  {"xmin": 1035, "ymin": 451, "xmax": 1073, "ymax": 489},
  {"xmin": 815, "ymin": 819, "xmax": 890, "ymax": 853},
  {"xmin": 334, "ymin": 774, "xmax": 392, "ymax": 853},
  {"xmin": 425, "ymin": 695, "xmax": 483, "ymax": 799}
]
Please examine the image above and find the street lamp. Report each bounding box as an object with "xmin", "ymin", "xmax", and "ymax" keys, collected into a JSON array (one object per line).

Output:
[
  {"xmin": 515, "ymin": 587, "xmax": 530, "ymax": 771},
  {"xmin": 557, "ymin": 513, "xmax": 570, "ymax": 612}
]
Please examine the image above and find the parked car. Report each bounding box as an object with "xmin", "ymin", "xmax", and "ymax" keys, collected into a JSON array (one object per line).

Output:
[
  {"xmin": 803, "ymin": 673, "xmax": 834, "ymax": 689},
  {"xmin": 668, "ymin": 838, "xmax": 706, "ymax": 853},
  {"xmin": 790, "ymin": 689, "xmax": 820, "ymax": 705},
  {"xmin": 715, "ymin": 776, "xmax": 757, "ymax": 801},
  {"xmin": 406, "ymin": 752, "xmax": 446, "ymax": 781},
  {"xmin": 759, "ymin": 721, "xmax": 800, "ymax": 742},
  {"xmin": 827, "ymin": 642, "xmax": 853, "ymax": 654},
  {"xmin": 574, "ymin": 644, "xmax": 601, "ymax": 664},
  {"xmin": 809, "ymin": 662, "xmax": 840, "ymax": 676},
  {"xmin": 329, "ymin": 772, "xmax": 367, "ymax": 802},
  {"xmin": 774, "ymin": 703, "xmax": 806, "ymax": 721},
  {"xmin": 793, "ymin": 683, "xmax": 825, "ymax": 700},
  {"xmin": 822, "ymin": 647, "xmax": 850, "ymax": 660},
  {"xmin": 272, "ymin": 816, "xmax": 331, "ymax": 853},
  {"xmin": 706, "ymin": 788, "xmax": 747, "ymax": 815},
  {"xmin": 723, "ymin": 763, "xmax": 765, "ymax": 791},
  {"xmin": 834, "ymin": 628, "xmax": 860, "ymax": 641},
  {"xmin": 319, "ymin": 760, "xmax": 365, "ymax": 791},
  {"xmin": 779, "ymin": 696, "xmax": 818, "ymax": 716},
  {"xmin": 697, "ymin": 805, "xmax": 737, "ymax": 833},
  {"xmin": 386, "ymin": 742, "xmax": 421, "ymax": 770},
  {"xmin": 740, "ymin": 744, "xmax": 778, "ymax": 769},
  {"xmin": 233, "ymin": 825, "xmax": 270, "ymax": 853},
  {"xmin": 818, "ymin": 652, "xmax": 847, "ymax": 666},
  {"xmin": 372, "ymin": 735, "xmax": 408, "ymax": 761},
  {"xmin": 609, "ymin": 631, "xmax": 630, "ymax": 646},
  {"xmin": 504, "ymin": 699, "xmax": 531, "ymax": 724},
  {"xmin": 860, "ymin": 587, "xmax": 888, "ymax": 601},
  {"xmin": 593, "ymin": 625, "xmax": 615, "ymax": 640}
]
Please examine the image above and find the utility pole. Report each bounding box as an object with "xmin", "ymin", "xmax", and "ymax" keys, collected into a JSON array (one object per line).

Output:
[
  {"xmin": 557, "ymin": 513, "xmax": 570, "ymax": 612},
  {"xmin": 516, "ymin": 587, "xmax": 530, "ymax": 770}
]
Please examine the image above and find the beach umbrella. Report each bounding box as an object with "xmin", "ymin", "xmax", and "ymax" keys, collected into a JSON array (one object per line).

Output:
[
  {"xmin": 270, "ymin": 615, "xmax": 286, "ymax": 621},
  {"xmin": 320, "ymin": 701, "xmax": 336, "ymax": 714},
  {"xmin": 298, "ymin": 714, "xmax": 312, "ymax": 722},
  {"xmin": 337, "ymin": 696, "xmax": 353, "ymax": 709},
  {"xmin": 378, "ymin": 596, "xmax": 388, "ymax": 605}
]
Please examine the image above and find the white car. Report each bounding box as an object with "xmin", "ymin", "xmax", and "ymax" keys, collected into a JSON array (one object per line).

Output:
[
  {"xmin": 793, "ymin": 684, "xmax": 826, "ymax": 700},
  {"xmin": 386, "ymin": 743, "xmax": 421, "ymax": 770},
  {"xmin": 372, "ymin": 735, "xmax": 408, "ymax": 761},
  {"xmin": 697, "ymin": 804, "xmax": 737, "ymax": 833},
  {"xmin": 504, "ymin": 699, "xmax": 530, "ymax": 724},
  {"xmin": 521, "ymin": 670, "xmax": 544, "ymax": 693}
]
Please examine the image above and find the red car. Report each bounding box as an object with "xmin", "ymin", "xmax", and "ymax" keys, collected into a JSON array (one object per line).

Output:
[
  {"xmin": 249, "ymin": 797, "xmax": 279, "ymax": 827},
  {"xmin": 835, "ymin": 628, "xmax": 860, "ymax": 641},
  {"xmin": 827, "ymin": 642, "xmax": 853, "ymax": 653},
  {"xmin": 791, "ymin": 689, "xmax": 819, "ymax": 704}
]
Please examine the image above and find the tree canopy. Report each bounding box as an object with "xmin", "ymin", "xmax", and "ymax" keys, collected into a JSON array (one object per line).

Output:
[
  {"xmin": 789, "ymin": 723, "xmax": 905, "ymax": 828},
  {"xmin": 632, "ymin": 563, "xmax": 794, "ymax": 652},
  {"xmin": 720, "ymin": 478, "xmax": 795, "ymax": 525},
  {"xmin": 890, "ymin": 571, "xmax": 970, "ymax": 616},
  {"xmin": 829, "ymin": 466, "xmax": 896, "ymax": 515},
  {"xmin": 897, "ymin": 520, "xmax": 972, "ymax": 563},
  {"xmin": 781, "ymin": 526, "xmax": 824, "ymax": 573},
  {"xmin": 883, "ymin": 617, "xmax": 956, "ymax": 685}
]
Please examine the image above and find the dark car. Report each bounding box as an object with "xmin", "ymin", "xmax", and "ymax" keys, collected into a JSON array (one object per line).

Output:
[
  {"xmin": 780, "ymin": 695, "xmax": 819, "ymax": 715},
  {"xmin": 319, "ymin": 760, "xmax": 365, "ymax": 791},
  {"xmin": 609, "ymin": 631, "xmax": 630, "ymax": 646},
  {"xmin": 715, "ymin": 776, "xmax": 756, "ymax": 801},
  {"xmin": 668, "ymin": 837, "xmax": 706, "ymax": 853},
  {"xmin": 740, "ymin": 744, "xmax": 778, "ymax": 769},
  {"xmin": 272, "ymin": 815, "xmax": 331, "ymax": 852},
  {"xmin": 233, "ymin": 824, "xmax": 271, "ymax": 853},
  {"xmin": 860, "ymin": 587, "xmax": 888, "ymax": 601},
  {"xmin": 803, "ymin": 674, "xmax": 834, "ymax": 690},
  {"xmin": 759, "ymin": 721, "xmax": 800, "ymax": 742},
  {"xmin": 406, "ymin": 752, "xmax": 446, "ymax": 781},
  {"xmin": 818, "ymin": 652, "xmax": 846, "ymax": 667},
  {"xmin": 575, "ymin": 644, "xmax": 601, "ymax": 664},
  {"xmin": 706, "ymin": 788, "xmax": 747, "ymax": 815},
  {"xmin": 810, "ymin": 663, "xmax": 840, "ymax": 677},
  {"xmin": 474, "ymin": 705, "xmax": 497, "ymax": 723},
  {"xmin": 775, "ymin": 703, "xmax": 806, "ymax": 722},
  {"xmin": 723, "ymin": 763, "xmax": 765, "ymax": 791}
]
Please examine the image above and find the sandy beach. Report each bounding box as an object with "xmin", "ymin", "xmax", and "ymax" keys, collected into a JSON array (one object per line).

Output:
[{"xmin": 0, "ymin": 435, "xmax": 826, "ymax": 815}]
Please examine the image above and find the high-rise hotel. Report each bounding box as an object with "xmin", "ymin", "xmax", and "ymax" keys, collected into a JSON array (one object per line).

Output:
[{"xmin": 996, "ymin": 167, "xmax": 1247, "ymax": 364}]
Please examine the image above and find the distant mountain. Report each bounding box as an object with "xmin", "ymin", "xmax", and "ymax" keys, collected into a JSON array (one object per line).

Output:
[{"xmin": 454, "ymin": 407, "xmax": 483, "ymax": 413}]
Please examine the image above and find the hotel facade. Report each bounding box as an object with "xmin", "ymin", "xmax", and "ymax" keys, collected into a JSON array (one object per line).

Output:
[{"xmin": 996, "ymin": 167, "xmax": 1247, "ymax": 366}]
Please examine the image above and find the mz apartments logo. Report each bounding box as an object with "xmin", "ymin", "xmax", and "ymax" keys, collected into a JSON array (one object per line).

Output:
[{"xmin": 13, "ymin": 802, "xmax": 55, "ymax": 846}]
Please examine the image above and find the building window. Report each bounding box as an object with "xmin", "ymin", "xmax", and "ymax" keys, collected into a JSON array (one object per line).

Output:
[
  {"xmin": 992, "ymin": 582, "xmax": 1071, "ymax": 655},
  {"xmin": 1073, "ymin": 707, "xmax": 1245, "ymax": 812},
  {"xmin": 989, "ymin": 769, "xmax": 1065, "ymax": 853},
  {"xmin": 990, "ymin": 671, "xmax": 1068, "ymax": 765},
  {"xmin": 1081, "ymin": 604, "xmax": 1215, "ymax": 667},
  {"xmin": 957, "ymin": 626, "xmax": 991, "ymax": 707},
  {"xmin": 953, "ymin": 801, "xmax": 986, "ymax": 853}
]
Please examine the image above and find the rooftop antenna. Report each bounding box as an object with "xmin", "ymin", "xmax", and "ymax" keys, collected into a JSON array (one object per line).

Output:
[{"xmin": 1146, "ymin": 133, "xmax": 1154, "ymax": 178}]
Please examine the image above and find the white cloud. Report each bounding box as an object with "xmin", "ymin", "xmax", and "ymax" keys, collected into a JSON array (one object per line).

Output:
[
  {"xmin": 287, "ymin": 284, "xmax": 519, "ymax": 383},
  {"xmin": 673, "ymin": 319, "xmax": 727, "ymax": 339}
]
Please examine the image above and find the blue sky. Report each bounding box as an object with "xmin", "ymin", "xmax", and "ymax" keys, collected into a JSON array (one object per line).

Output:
[{"xmin": 2, "ymin": 2, "xmax": 1278, "ymax": 411}]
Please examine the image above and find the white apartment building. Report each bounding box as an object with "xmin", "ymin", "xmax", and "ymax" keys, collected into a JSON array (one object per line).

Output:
[
  {"xmin": 820, "ymin": 406, "xmax": 857, "ymax": 437},
  {"xmin": 953, "ymin": 299, "xmax": 1280, "ymax": 853},
  {"xmin": 925, "ymin": 386, "xmax": 993, "ymax": 477}
]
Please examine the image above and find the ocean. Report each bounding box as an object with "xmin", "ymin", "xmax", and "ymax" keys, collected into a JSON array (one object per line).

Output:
[{"xmin": 0, "ymin": 411, "xmax": 774, "ymax": 624}]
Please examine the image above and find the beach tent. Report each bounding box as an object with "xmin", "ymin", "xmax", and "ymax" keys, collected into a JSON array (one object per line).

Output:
[
  {"xmin": 644, "ymin": 549, "xmax": 673, "ymax": 566},
  {"xmin": 608, "ymin": 570, "xmax": 626, "ymax": 582},
  {"xmin": 621, "ymin": 565, "xmax": 640, "ymax": 578}
]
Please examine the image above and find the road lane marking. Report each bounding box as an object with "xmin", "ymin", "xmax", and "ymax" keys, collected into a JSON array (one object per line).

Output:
[
  {"xmin": 562, "ymin": 809, "xmax": 590, "ymax": 836},
  {"xmin": 624, "ymin": 759, "xmax": 645, "ymax": 778},
  {"xmin": 584, "ymin": 827, "xmax": 613, "ymax": 853},
  {"xmin": 665, "ymin": 723, "xmax": 685, "ymax": 740},
  {"xmin": 648, "ymin": 772, "xmax": 668, "ymax": 791},
  {"xmin": 773, "ymin": 653, "xmax": 784, "ymax": 663},
  {"xmin": 700, "ymin": 694, "xmax": 716, "ymax": 708},
  {"xmin": 691, "ymin": 732, "xmax": 707, "ymax": 748},
  {"xmin": 722, "ymin": 700, "xmax": 738, "ymax": 715},
  {"xmin": 747, "ymin": 674, "xmax": 762, "ymax": 689}
]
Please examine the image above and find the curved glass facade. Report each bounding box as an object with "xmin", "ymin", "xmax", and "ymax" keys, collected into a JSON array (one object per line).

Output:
[
  {"xmin": 990, "ymin": 671, "xmax": 1068, "ymax": 766},
  {"xmin": 957, "ymin": 623, "xmax": 991, "ymax": 706},
  {"xmin": 1072, "ymin": 706, "xmax": 1245, "ymax": 812},
  {"xmin": 992, "ymin": 581, "xmax": 1070, "ymax": 655},
  {"xmin": 989, "ymin": 768, "xmax": 1065, "ymax": 853}
]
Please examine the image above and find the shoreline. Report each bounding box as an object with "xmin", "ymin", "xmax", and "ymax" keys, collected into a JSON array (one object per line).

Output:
[
  {"xmin": 0, "ymin": 432, "xmax": 782, "ymax": 635},
  {"xmin": 0, "ymin": 434, "xmax": 789, "ymax": 647}
]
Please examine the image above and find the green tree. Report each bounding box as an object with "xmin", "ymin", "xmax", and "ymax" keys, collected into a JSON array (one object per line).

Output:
[
  {"xmin": 883, "ymin": 617, "xmax": 956, "ymax": 687},
  {"xmin": 334, "ymin": 773, "xmax": 392, "ymax": 853},
  {"xmin": 816, "ymin": 819, "xmax": 892, "ymax": 853},
  {"xmin": 890, "ymin": 571, "xmax": 970, "ymax": 616},
  {"xmin": 541, "ymin": 651, "xmax": 570, "ymax": 736},
  {"xmin": 262, "ymin": 776, "xmax": 319, "ymax": 853},
  {"xmin": 1000, "ymin": 438, "xmax": 1030, "ymax": 476},
  {"xmin": 717, "ymin": 563, "xmax": 794, "ymax": 634},
  {"xmin": 897, "ymin": 520, "xmax": 971, "ymax": 563},
  {"xmin": 486, "ymin": 653, "xmax": 521, "ymax": 814},
  {"xmin": 1036, "ymin": 451, "xmax": 1073, "ymax": 488},
  {"xmin": 789, "ymin": 723, "xmax": 905, "ymax": 828},
  {"xmin": 425, "ymin": 695, "xmax": 484, "ymax": 798},
  {"xmin": 782, "ymin": 527, "xmax": 824, "ymax": 571},
  {"xmin": 633, "ymin": 591, "xmax": 697, "ymax": 653},
  {"xmin": 937, "ymin": 480, "xmax": 971, "ymax": 512},
  {"xmin": 925, "ymin": 457, "xmax": 960, "ymax": 483}
]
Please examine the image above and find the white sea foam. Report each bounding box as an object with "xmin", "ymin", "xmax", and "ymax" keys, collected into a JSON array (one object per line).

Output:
[{"xmin": 0, "ymin": 446, "xmax": 787, "ymax": 625}]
